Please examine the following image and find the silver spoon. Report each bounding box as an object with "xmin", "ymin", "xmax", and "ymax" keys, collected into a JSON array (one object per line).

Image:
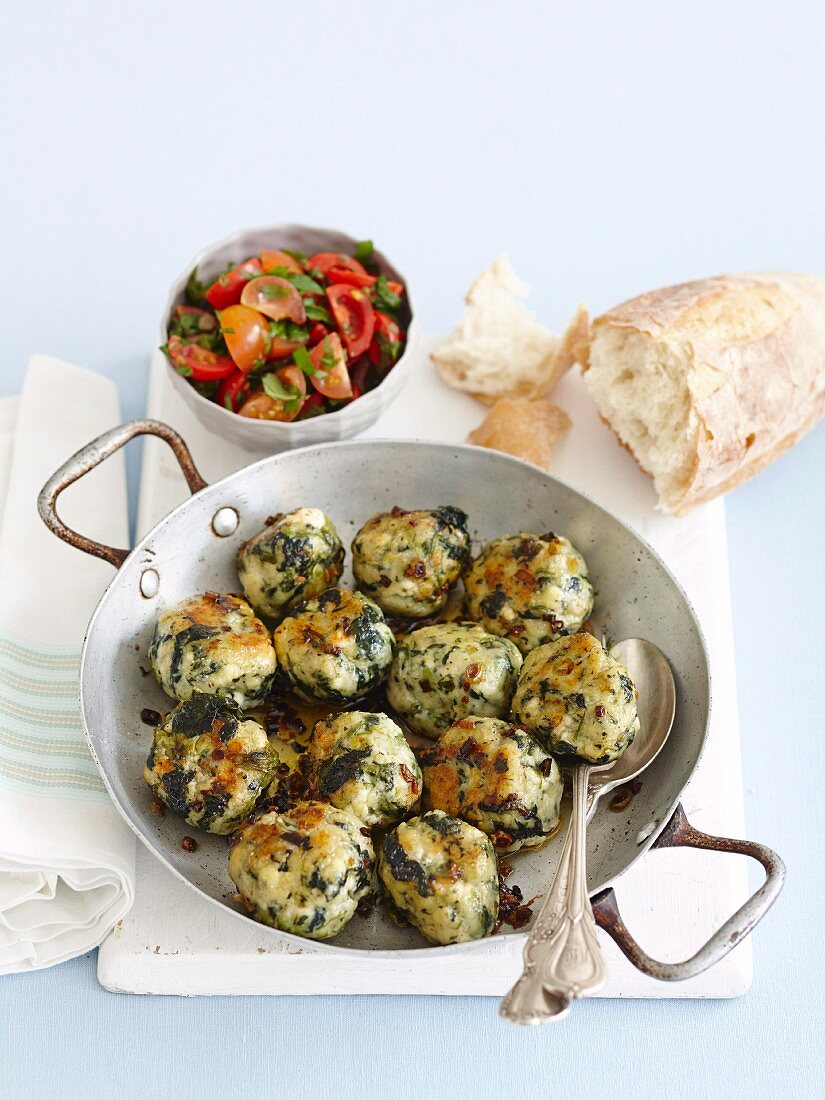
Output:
[
  {"xmin": 586, "ymin": 638, "xmax": 676, "ymax": 817},
  {"xmin": 499, "ymin": 637, "xmax": 676, "ymax": 1025}
]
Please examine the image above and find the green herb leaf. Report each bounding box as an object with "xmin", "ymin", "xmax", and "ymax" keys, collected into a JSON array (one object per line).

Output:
[
  {"xmin": 198, "ymin": 332, "xmax": 228, "ymax": 354},
  {"xmin": 264, "ymin": 266, "xmax": 325, "ymax": 296},
  {"xmin": 166, "ymin": 306, "xmax": 227, "ymax": 355},
  {"xmin": 192, "ymin": 379, "xmax": 220, "ymax": 399},
  {"xmin": 374, "ymin": 334, "xmax": 402, "ymax": 366},
  {"xmin": 170, "ymin": 309, "xmax": 212, "ymax": 340},
  {"xmin": 267, "ymin": 319, "xmax": 310, "ymax": 343},
  {"xmin": 372, "ymin": 275, "xmax": 401, "ymax": 313},
  {"xmin": 320, "ymin": 338, "xmax": 338, "ymax": 372},
  {"xmin": 354, "ymin": 239, "xmax": 374, "ymax": 262},
  {"xmin": 262, "ymin": 373, "xmax": 302, "ymax": 402},
  {"xmin": 261, "ymin": 282, "xmax": 289, "ymax": 301},
  {"xmin": 282, "ymin": 248, "xmax": 307, "ymax": 263},
  {"xmin": 185, "ymin": 268, "xmax": 208, "ymax": 307},
  {"xmin": 303, "ymin": 300, "xmax": 333, "ymax": 324},
  {"xmin": 289, "ymin": 272, "xmax": 325, "ymax": 295},
  {"xmin": 293, "ymin": 345, "xmax": 321, "ymax": 377}
]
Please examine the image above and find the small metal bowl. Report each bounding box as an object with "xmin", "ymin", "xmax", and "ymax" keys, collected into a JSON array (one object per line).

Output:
[{"xmin": 160, "ymin": 224, "xmax": 419, "ymax": 454}]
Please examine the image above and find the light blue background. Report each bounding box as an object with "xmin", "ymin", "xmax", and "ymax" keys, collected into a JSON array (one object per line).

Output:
[{"xmin": 2, "ymin": 2, "xmax": 824, "ymax": 1097}]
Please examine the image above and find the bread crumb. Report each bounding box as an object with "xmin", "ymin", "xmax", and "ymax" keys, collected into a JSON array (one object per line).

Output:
[{"xmin": 467, "ymin": 397, "xmax": 571, "ymax": 469}]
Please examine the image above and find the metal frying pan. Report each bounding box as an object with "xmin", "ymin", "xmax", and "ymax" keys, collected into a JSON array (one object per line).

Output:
[{"xmin": 39, "ymin": 421, "xmax": 784, "ymax": 977}]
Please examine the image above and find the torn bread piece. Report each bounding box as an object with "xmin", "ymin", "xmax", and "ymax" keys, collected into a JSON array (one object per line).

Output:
[
  {"xmin": 468, "ymin": 397, "xmax": 571, "ymax": 469},
  {"xmin": 549, "ymin": 304, "xmax": 589, "ymax": 390},
  {"xmin": 581, "ymin": 272, "xmax": 825, "ymax": 514},
  {"xmin": 433, "ymin": 257, "xmax": 585, "ymax": 403}
]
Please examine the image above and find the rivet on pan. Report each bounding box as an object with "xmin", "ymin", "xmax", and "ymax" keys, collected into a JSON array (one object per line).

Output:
[
  {"xmin": 212, "ymin": 507, "xmax": 239, "ymax": 537},
  {"xmin": 140, "ymin": 568, "xmax": 160, "ymax": 599}
]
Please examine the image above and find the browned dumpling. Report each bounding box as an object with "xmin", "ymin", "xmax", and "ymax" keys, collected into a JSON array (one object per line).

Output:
[
  {"xmin": 421, "ymin": 716, "xmax": 562, "ymax": 852},
  {"xmin": 512, "ymin": 633, "xmax": 639, "ymax": 764},
  {"xmin": 149, "ymin": 592, "xmax": 277, "ymax": 708},
  {"xmin": 464, "ymin": 532, "xmax": 593, "ymax": 654},
  {"xmin": 352, "ymin": 506, "xmax": 471, "ymax": 618}
]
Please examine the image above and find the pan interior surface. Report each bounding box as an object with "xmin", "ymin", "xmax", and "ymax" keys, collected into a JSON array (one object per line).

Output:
[{"xmin": 80, "ymin": 440, "xmax": 709, "ymax": 953}]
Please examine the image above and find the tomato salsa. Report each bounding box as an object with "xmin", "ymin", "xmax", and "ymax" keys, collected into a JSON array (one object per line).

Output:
[{"xmin": 162, "ymin": 240, "xmax": 408, "ymax": 421}]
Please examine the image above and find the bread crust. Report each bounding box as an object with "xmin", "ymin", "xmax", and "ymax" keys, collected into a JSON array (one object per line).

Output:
[
  {"xmin": 467, "ymin": 397, "xmax": 571, "ymax": 468},
  {"xmin": 585, "ymin": 273, "xmax": 825, "ymax": 514}
]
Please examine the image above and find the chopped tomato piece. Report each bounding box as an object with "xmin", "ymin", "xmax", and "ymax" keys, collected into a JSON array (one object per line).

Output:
[
  {"xmin": 308, "ymin": 322, "xmax": 330, "ymax": 346},
  {"xmin": 241, "ymin": 276, "xmax": 306, "ymax": 324},
  {"xmin": 368, "ymin": 311, "xmax": 403, "ymax": 371},
  {"xmin": 326, "ymin": 269, "xmax": 402, "ymax": 296},
  {"xmin": 238, "ymin": 393, "xmax": 289, "ymax": 421},
  {"xmin": 297, "ymin": 393, "xmax": 325, "ymax": 419},
  {"xmin": 326, "ymin": 284, "xmax": 375, "ymax": 358},
  {"xmin": 305, "ymin": 253, "xmax": 368, "ymax": 278},
  {"xmin": 165, "ymin": 335, "xmax": 235, "ymax": 382},
  {"xmin": 266, "ymin": 333, "xmax": 306, "ymax": 360},
  {"xmin": 260, "ymin": 249, "xmax": 303, "ymax": 275},
  {"xmin": 308, "ymin": 333, "xmax": 353, "ymax": 399},
  {"xmin": 278, "ymin": 365, "xmax": 307, "ymax": 397},
  {"xmin": 217, "ymin": 304, "xmax": 269, "ymax": 373},
  {"xmin": 216, "ymin": 369, "xmax": 251, "ymax": 412},
  {"xmin": 325, "ymin": 266, "xmax": 376, "ymax": 289},
  {"xmin": 172, "ymin": 305, "xmax": 217, "ymax": 335},
  {"xmin": 205, "ymin": 258, "xmax": 262, "ymax": 310},
  {"xmin": 325, "ymin": 271, "xmax": 405, "ymax": 298},
  {"xmin": 238, "ymin": 367, "xmax": 306, "ymax": 422},
  {"xmin": 350, "ymin": 358, "xmax": 371, "ymax": 395}
]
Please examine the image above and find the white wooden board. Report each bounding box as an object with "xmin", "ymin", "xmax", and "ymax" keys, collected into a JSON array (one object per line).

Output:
[{"xmin": 98, "ymin": 337, "xmax": 751, "ymax": 997}]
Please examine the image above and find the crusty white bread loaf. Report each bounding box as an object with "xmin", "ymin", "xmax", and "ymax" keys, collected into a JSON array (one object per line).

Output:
[
  {"xmin": 432, "ymin": 257, "xmax": 563, "ymax": 403},
  {"xmin": 581, "ymin": 273, "xmax": 825, "ymax": 514}
]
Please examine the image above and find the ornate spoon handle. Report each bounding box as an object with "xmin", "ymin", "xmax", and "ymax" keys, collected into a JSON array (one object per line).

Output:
[{"xmin": 499, "ymin": 763, "xmax": 607, "ymax": 1024}]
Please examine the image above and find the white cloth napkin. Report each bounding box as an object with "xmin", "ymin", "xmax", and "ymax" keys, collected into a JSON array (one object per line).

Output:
[{"xmin": 0, "ymin": 356, "xmax": 135, "ymax": 973}]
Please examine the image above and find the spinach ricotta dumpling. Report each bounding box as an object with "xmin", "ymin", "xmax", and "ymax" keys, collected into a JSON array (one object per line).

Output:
[
  {"xmin": 228, "ymin": 801, "xmax": 374, "ymax": 940},
  {"xmin": 464, "ymin": 532, "xmax": 594, "ymax": 654},
  {"xmin": 352, "ymin": 505, "xmax": 472, "ymax": 618},
  {"xmin": 144, "ymin": 694, "xmax": 276, "ymax": 834},
  {"xmin": 377, "ymin": 810, "xmax": 498, "ymax": 945},
  {"xmin": 387, "ymin": 621, "xmax": 522, "ymax": 740},
  {"xmin": 512, "ymin": 633, "xmax": 639, "ymax": 764},
  {"xmin": 272, "ymin": 587, "xmax": 394, "ymax": 704},
  {"xmin": 236, "ymin": 507, "xmax": 345, "ymax": 620},
  {"xmin": 149, "ymin": 592, "xmax": 277, "ymax": 708},
  {"xmin": 308, "ymin": 711, "xmax": 422, "ymax": 828},
  {"xmin": 421, "ymin": 716, "xmax": 562, "ymax": 852}
]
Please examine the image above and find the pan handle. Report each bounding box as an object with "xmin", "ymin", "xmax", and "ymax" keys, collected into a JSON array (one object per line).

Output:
[
  {"xmin": 38, "ymin": 418, "xmax": 207, "ymax": 569},
  {"xmin": 591, "ymin": 803, "xmax": 785, "ymax": 981}
]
